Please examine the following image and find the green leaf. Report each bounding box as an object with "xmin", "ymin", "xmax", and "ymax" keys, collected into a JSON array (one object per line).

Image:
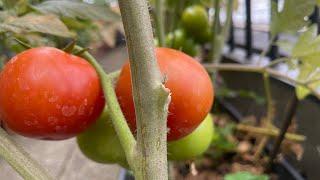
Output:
[
  {"xmin": 296, "ymin": 63, "xmax": 320, "ymax": 99},
  {"xmin": 270, "ymin": 0, "xmax": 315, "ymax": 36},
  {"xmin": 225, "ymin": 172, "xmax": 269, "ymax": 180},
  {"xmin": 32, "ymin": 0, "xmax": 120, "ymax": 22},
  {"xmin": 292, "ymin": 25, "xmax": 320, "ymax": 60},
  {"xmin": 317, "ymin": 0, "xmax": 320, "ymax": 6},
  {"xmin": 0, "ymin": 56, "xmax": 5, "ymax": 70},
  {"xmin": 0, "ymin": 14, "xmax": 74, "ymax": 37}
]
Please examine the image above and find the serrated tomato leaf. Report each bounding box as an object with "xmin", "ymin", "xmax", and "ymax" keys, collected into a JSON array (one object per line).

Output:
[
  {"xmin": 0, "ymin": 14, "xmax": 74, "ymax": 37},
  {"xmin": 270, "ymin": 0, "xmax": 315, "ymax": 36}
]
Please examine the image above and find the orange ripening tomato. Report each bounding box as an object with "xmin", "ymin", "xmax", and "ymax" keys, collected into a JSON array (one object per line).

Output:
[
  {"xmin": 115, "ymin": 47, "xmax": 214, "ymax": 141},
  {"xmin": 0, "ymin": 47, "xmax": 104, "ymax": 140}
]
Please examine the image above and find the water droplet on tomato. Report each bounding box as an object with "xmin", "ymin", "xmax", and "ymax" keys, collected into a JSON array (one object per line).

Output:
[
  {"xmin": 48, "ymin": 96, "xmax": 58, "ymax": 103},
  {"xmin": 61, "ymin": 105, "xmax": 77, "ymax": 117},
  {"xmin": 48, "ymin": 116, "xmax": 58, "ymax": 124}
]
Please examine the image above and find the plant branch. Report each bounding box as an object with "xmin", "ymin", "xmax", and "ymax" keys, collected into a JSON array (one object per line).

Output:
[
  {"xmin": 74, "ymin": 46, "xmax": 137, "ymax": 171},
  {"xmin": 155, "ymin": 0, "xmax": 166, "ymax": 46},
  {"xmin": 203, "ymin": 63, "xmax": 320, "ymax": 99},
  {"xmin": 209, "ymin": 0, "xmax": 221, "ymax": 63},
  {"xmin": 117, "ymin": 0, "xmax": 171, "ymax": 179},
  {"xmin": 0, "ymin": 128, "xmax": 54, "ymax": 180},
  {"xmin": 236, "ymin": 124, "xmax": 305, "ymax": 142}
]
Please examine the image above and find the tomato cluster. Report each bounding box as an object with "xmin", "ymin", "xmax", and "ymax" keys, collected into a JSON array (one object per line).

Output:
[
  {"xmin": 0, "ymin": 46, "xmax": 214, "ymax": 167},
  {"xmin": 163, "ymin": 3, "xmax": 212, "ymax": 57}
]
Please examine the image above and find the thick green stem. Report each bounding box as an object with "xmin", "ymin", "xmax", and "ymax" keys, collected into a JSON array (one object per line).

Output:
[
  {"xmin": 118, "ymin": 0, "xmax": 170, "ymax": 179},
  {"xmin": 209, "ymin": 0, "xmax": 221, "ymax": 62},
  {"xmin": 155, "ymin": 0, "xmax": 166, "ymax": 47},
  {"xmin": 209, "ymin": 0, "xmax": 233, "ymax": 64},
  {"xmin": 0, "ymin": 128, "xmax": 54, "ymax": 180},
  {"xmin": 74, "ymin": 46, "xmax": 137, "ymax": 171}
]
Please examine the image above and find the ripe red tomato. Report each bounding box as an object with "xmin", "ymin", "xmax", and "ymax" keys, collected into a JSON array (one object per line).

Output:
[
  {"xmin": 115, "ymin": 47, "xmax": 214, "ymax": 141},
  {"xmin": 0, "ymin": 47, "xmax": 104, "ymax": 140}
]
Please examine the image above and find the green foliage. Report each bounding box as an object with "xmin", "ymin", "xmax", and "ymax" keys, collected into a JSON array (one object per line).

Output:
[
  {"xmin": 224, "ymin": 171, "xmax": 269, "ymax": 180},
  {"xmin": 32, "ymin": 0, "xmax": 120, "ymax": 22},
  {"xmin": 291, "ymin": 25, "xmax": 320, "ymax": 99},
  {"xmin": 0, "ymin": 0, "xmax": 122, "ymax": 59},
  {"xmin": 270, "ymin": 0, "xmax": 315, "ymax": 36},
  {"xmin": 217, "ymin": 87, "xmax": 265, "ymax": 105},
  {"xmin": 0, "ymin": 13, "xmax": 74, "ymax": 37}
]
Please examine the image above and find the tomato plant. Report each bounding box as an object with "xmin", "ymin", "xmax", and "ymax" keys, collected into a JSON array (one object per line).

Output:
[
  {"xmin": 116, "ymin": 47, "xmax": 214, "ymax": 141},
  {"xmin": 0, "ymin": 47, "xmax": 104, "ymax": 140},
  {"xmin": 168, "ymin": 113, "xmax": 214, "ymax": 160},
  {"xmin": 77, "ymin": 108, "xmax": 127, "ymax": 168}
]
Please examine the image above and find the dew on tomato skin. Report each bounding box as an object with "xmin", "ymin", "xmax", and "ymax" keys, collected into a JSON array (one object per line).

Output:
[
  {"xmin": 89, "ymin": 107, "xmax": 94, "ymax": 115},
  {"xmin": 54, "ymin": 126, "xmax": 62, "ymax": 131},
  {"xmin": 61, "ymin": 105, "xmax": 77, "ymax": 117},
  {"xmin": 48, "ymin": 116, "xmax": 58, "ymax": 125},
  {"xmin": 48, "ymin": 96, "xmax": 58, "ymax": 103},
  {"xmin": 78, "ymin": 104, "xmax": 86, "ymax": 115},
  {"xmin": 56, "ymin": 104, "xmax": 61, "ymax": 109}
]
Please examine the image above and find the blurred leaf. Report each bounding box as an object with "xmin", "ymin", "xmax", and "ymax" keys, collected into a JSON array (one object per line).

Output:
[
  {"xmin": 276, "ymin": 40, "xmax": 295, "ymax": 54},
  {"xmin": 317, "ymin": 0, "xmax": 320, "ymax": 6},
  {"xmin": 0, "ymin": 14, "xmax": 74, "ymax": 37},
  {"xmin": 32, "ymin": 0, "xmax": 120, "ymax": 22},
  {"xmin": 217, "ymin": 87, "xmax": 265, "ymax": 105},
  {"xmin": 1, "ymin": 0, "xmax": 20, "ymax": 9},
  {"xmin": 270, "ymin": 0, "xmax": 315, "ymax": 36},
  {"xmin": 225, "ymin": 171, "xmax": 269, "ymax": 180},
  {"xmin": 296, "ymin": 63, "xmax": 320, "ymax": 99},
  {"xmin": 96, "ymin": 21, "xmax": 123, "ymax": 47},
  {"xmin": 0, "ymin": 56, "xmax": 5, "ymax": 70},
  {"xmin": 291, "ymin": 25, "xmax": 320, "ymax": 99},
  {"xmin": 292, "ymin": 25, "xmax": 319, "ymax": 60}
]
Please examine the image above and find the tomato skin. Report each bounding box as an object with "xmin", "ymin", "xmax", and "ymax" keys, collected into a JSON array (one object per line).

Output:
[
  {"xmin": 77, "ymin": 108, "xmax": 127, "ymax": 167},
  {"xmin": 168, "ymin": 114, "xmax": 214, "ymax": 160},
  {"xmin": 0, "ymin": 47, "xmax": 104, "ymax": 140},
  {"xmin": 115, "ymin": 48, "xmax": 214, "ymax": 141}
]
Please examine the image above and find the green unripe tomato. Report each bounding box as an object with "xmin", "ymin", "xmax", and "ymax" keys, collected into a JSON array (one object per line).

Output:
[
  {"xmin": 168, "ymin": 113, "xmax": 214, "ymax": 160},
  {"xmin": 182, "ymin": 5, "xmax": 209, "ymax": 34},
  {"xmin": 77, "ymin": 108, "xmax": 127, "ymax": 168},
  {"xmin": 194, "ymin": 27, "xmax": 212, "ymax": 43},
  {"xmin": 183, "ymin": 38, "xmax": 200, "ymax": 57},
  {"xmin": 166, "ymin": 29, "xmax": 199, "ymax": 57},
  {"xmin": 166, "ymin": 29, "xmax": 186, "ymax": 50}
]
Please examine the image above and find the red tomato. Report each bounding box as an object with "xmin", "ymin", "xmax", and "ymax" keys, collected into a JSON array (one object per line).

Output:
[
  {"xmin": 115, "ymin": 47, "xmax": 214, "ymax": 141},
  {"xmin": 0, "ymin": 47, "xmax": 104, "ymax": 140}
]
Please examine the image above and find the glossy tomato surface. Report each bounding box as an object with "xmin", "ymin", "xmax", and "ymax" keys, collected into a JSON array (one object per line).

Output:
[
  {"xmin": 77, "ymin": 108, "xmax": 127, "ymax": 167},
  {"xmin": 0, "ymin": 47, "xmax": 104, "ymax": 140},
  {"xmin": 168, "ymin": 113, "xmax": 214, "ymax": 160},
  {"xmin": 116, "ymin": 48, "xmax": 214, "ymax": 141}
]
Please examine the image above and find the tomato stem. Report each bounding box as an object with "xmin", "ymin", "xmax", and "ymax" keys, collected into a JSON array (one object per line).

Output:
[
  {"xmin": 117, "ymin": 0, "xmax": 171, "ymax": 178},
  {"xmin": 203, "ymin": 63, "xmax": 320, "ymax": 99},
  {"xmin": 73, "ymin": 46, "xmax": 137, "ymax": 171},
  {"xmin": 155, "ymin": 0, "xmax": 166, "ymax": 47},
  {"xmin": 0, "ymin": 128, "xmax": 54, "ymax": 180}
]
